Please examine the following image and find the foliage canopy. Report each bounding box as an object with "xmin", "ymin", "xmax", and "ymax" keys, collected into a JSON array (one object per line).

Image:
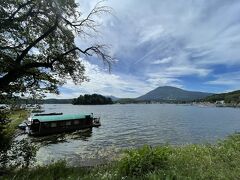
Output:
[
  {"xmin": 0, "ymin": 0, "xmax": 112, "ymax": 95},
  {"xmin": 205, "ymin": 90, "xmax": 240, "ymax": 104}
]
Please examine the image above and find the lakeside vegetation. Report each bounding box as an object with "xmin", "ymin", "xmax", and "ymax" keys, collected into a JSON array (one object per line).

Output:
[
  {"xmin": 0, "ymin": 110, "xmax": 29, "ymax": 150},
  {"xmin": 0, "ymin": 109, "xmax": 37, "ymax": 173},
  {"xmin": 3, "ymin": 133, "xmax": 240, "ymax": 179},
  {"xmin": 5, "ymin": 110, "xmax": 29, "ymax": 136},
  {"xmin": 205, "ymin": 90, "xmax": 240, "ymax": 104}
]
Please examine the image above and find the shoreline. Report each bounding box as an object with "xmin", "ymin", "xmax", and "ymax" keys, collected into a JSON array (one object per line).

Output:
[
  {"xmin": 2, "ymin": 109, "xmax": 240, "ymax": 179},
  {"xmin": 2, "ymin": 133, "xmax": 240, "ymax": 179}
]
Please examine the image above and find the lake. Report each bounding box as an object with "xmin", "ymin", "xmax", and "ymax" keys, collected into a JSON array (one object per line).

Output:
[{"xmin": 23, "ymin": 104, "xmax": 240, "ymax": 166}]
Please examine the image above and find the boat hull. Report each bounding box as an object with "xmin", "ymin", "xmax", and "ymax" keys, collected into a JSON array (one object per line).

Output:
[{"xmin": 29, "ymin": 125, "xmax": 98, "ymax": 136}]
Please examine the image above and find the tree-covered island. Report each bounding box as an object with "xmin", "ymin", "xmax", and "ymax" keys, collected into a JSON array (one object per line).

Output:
[{"xmin": 72, "ymin": 94, "xmax": 113, "ymax": 105}]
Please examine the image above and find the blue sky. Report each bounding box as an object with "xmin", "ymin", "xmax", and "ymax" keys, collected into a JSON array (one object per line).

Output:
[{"xmin": 49, "ymin": 0, "xmax": 240, "ymax": 98}]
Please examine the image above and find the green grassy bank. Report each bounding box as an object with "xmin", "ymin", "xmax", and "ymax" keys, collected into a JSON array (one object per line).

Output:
[
  {"xmin": 0, "ymin": 110, "xmax": 29, "ymax": 150},
  {"xmin": 2, "ymin": 133, "xmax": 240, "ymax": 180},
  {"xmin": 5, "ymin": 110, "xmax": 29, "ymax": 136}
]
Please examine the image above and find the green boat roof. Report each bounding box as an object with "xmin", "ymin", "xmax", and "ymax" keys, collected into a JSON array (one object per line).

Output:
[{"xmin": 32, "ymin": 113, "xmax": 92, "ymax": 122}]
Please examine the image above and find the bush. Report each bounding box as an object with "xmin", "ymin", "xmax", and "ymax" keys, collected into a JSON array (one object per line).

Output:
[
  {"xmin": 118, "ymin": 145, "xmax": 171, "ymax": 176},
  {"xmin": 0, "ymin": 111, "xmax": 11, "ymax": 151},
  {"xmin": 3, "ymin": 160, "xmax": 92, "ymax": 180},
  {"xmin": 3, "ymin": 134, "xmax": 240, "ymax": 179},
  {"xmin": 0, "ymin": 110, "xmax": 36, "ymax": 175}
]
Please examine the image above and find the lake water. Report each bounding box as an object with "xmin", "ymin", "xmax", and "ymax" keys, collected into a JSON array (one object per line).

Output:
[{"xmin": 24, "ymin": 104, "xmax": 240, "ymax": 166}]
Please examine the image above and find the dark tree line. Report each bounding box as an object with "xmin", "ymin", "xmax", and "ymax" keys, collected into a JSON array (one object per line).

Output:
[
  {"xmin": 205, "ymin": 90, "xmax": 240, "ymax": 104},
  {"xmin": 72, "ymin": 94, "xmax": 113, "ymax": 105}
]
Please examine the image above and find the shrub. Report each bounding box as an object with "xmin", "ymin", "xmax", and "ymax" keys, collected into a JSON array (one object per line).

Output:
[{"xmin": 118, "ymin": 145, "xmax": 171, "ymax": 176}]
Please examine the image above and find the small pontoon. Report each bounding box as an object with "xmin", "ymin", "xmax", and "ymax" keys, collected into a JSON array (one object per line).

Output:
[{"xmin": 27, "ymin": 113, "xmax": 100, "ymax": 136}]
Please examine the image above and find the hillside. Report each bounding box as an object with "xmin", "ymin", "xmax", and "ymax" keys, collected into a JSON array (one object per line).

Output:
[
  {"xmin": 137, "ymin": 86, "xmax": 213, "ymax": 101},
  {"xmin": 106, "ymin": 96, "xmax": 119, "ymax": 101},
  {"xmin": 205, "ymin": 90, "xmax": 240, "ymax": 103}
]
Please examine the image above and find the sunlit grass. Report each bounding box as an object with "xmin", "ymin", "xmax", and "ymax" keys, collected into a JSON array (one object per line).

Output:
[
  {"xmin": 4, "ymin": 110, "xmax": 29, "ymax": 138},
  {"xmin": 3, "ymin": 133, "xmax": 240, "ymax": 179}
]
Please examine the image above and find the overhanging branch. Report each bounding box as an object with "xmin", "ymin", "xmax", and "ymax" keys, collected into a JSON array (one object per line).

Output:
[
  {"xmin": 8, "ymin": 0, "xmax": 33, "ymax": 19},
  {"xmin": 15, "ymin": 16, "xmax": 59, "ymax": 64}
]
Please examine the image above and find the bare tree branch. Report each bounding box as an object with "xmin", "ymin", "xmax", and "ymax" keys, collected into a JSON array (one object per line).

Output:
[
  {"xmin": 0, "ymin": 44, "xmax": 23, "ymax": 50},
  {"xmin": 49, "ymin": 45, "xmax": 113, "ymax": 66},
  {"xmin": 60, "ymin": 1, "xmax": 112, "ymax": 36},
  {"xmin": 0, "ymin": 0, "xmax": 113, "ymax": 94}
]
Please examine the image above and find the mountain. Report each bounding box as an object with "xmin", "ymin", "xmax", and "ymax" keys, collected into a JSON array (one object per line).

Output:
[
  {"xmin": 204, "ymin": 90, "xmax": 240, "ymax": 103},
  {"xmin": 106, "ymin": 95, "xmax": 119, "ymax": 101},
  {"xmin": 137, "ymin": 86, "xmax": 213, "ymax": 101},
  {"xmin": 115, "ymin": 98, "xmax": 138, "ymax": 104}
]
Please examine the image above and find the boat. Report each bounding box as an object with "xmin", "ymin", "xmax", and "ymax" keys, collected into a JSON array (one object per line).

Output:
[
  {"xmin": 34, "ymin": 112, "xmax": 63, "ymax": 116},
  {"xmin": 27, "ymin": 113, "xmax": 101, "ymax": 136}
]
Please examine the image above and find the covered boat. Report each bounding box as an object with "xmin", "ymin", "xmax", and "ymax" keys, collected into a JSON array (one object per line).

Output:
[{"xmin": 28, "ymin": 113, "xmax": 100, "ymax": 136}]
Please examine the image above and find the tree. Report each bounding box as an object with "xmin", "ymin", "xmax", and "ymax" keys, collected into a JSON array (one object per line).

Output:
[
  {"xmin": 0, "ymin": 0, "xmax": 113, "ymax": 95},
  {"xmin": 72, "ymin": 94, "xmax": 113, "ymax": 105}
]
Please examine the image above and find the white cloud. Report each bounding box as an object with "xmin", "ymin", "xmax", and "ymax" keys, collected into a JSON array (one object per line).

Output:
[
  {"xmin": 101, "ymin": 0, "xmax": 240, "ymax": 68},
  {"xmin": 47, "ymin": 60, "xmax": 153, "ymax": 99},
  {"xmin": 146, "ymin": 77, "xmax": 182, "ymax": 89},
  {"xmin": 144, "ymin": 62, "xmax": 211, "ymax": 91},
  {"xmin": 151, "ymin": 57, "xmax": 172, "ymax": 65},
  {"xmin": 138, "ymin": 25, "xmax": 165, "ymax": 44},
  {"xmin": 165, "ymin": 66, "xmax": 211, "ymax": 77},
  {"xmin": 51, "ymin": 0, "xmax": 240, "ymax": 98},
  {"xmin": 206, "ymin": 72, "xmax": 240, "ymax": 86}
]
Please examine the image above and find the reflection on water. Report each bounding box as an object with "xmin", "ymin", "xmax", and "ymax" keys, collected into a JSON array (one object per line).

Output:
[
  {"xmin": 68, "ymin": 128, "xmax": 93, "ymax": 141},
  {"xmin": 20, "ymin": 104, "xmax": 240, "ymax": 166},
  {"xmin": 31, "ymin": 128, "xmax": 93, "ymax": 146}
]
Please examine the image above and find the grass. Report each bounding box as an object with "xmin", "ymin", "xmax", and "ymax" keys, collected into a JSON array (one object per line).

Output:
[
  {"xmin": 0, "ymin": 109, "xmax": 29, "ymax": 151},
  {"xmin": 4, "ymin": 109, "xmax": 29, "ymax": 138},
  {"xmin": 3, "ymin": 133, "xmax": 240, "ymax": 179},
  {"xmin": 0, "ymin": 109, "xmax": 31, "ymax": 173}
]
